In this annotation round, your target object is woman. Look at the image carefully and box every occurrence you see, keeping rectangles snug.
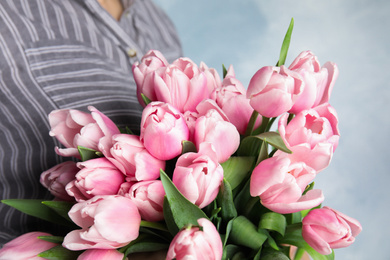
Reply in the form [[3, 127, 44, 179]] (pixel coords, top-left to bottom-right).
[[0, 0, 182, 246]]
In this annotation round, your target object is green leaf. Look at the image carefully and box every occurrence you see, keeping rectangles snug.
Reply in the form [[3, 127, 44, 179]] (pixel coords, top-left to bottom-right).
[[141, 93, 152, 106], [257, 139, 269, 165], [256, 132, 292, 154], [1, 199, 74, 227], [37, 236, 64, 244], [77, 146, 101, 161], [140, 220, 169, 232], [221, 156, 255, 190], [229, 216, 268, 250], [160, 170, 208, 233], [217, 179, 238, 224], [258, 212, 287, 236], [278, 224, 335, 260], [38, 245, 81, 260], [181, 140, 197, 154], [122, 234, 169, 256], [222, 244, 243, 260], [42, 201, 75, 222], [277, 18, 294, 67], [262, 250, 290, 260], [222, 64, 228, 78]]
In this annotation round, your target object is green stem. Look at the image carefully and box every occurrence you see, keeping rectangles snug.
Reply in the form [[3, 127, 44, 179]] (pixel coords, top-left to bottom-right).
[[140, 220, 169, 232], [245, 110, 259, 137], [253, 116, 270, 135]]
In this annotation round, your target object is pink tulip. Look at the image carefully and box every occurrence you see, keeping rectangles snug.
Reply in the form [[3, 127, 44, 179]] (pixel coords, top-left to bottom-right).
[[250, 156, 324, 214], [40, 161, 79, 201], [278, 103, 339, 172], [99, 134, 165, 181], [49, 107, 120, 158], [49, 109, 95, 158], [199, 61, 222, 95], [166, 218, 223, 260], [0, 232, 57, 259], [302, 206, 362, 255], [120, 180, 166, 221], [63, 195, 141, 250], [247, 65, 304, 118], [66, 158, 125, 202], [194, 108, 240, 163], [140, 102, 189, 160], [132, 50, 169, 106], [77, 249, 124, 260], [288, 51, 339, 114], [211, 65, 262, 134], [173, 143, 224, 208], [152, 58, 209, 113]]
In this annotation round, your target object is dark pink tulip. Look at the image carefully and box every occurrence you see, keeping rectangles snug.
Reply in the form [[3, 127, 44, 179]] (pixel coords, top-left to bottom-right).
[[99, 134, 165, 181], [120, 180, 166, 221], [250, 156, 324, 214], [40, 161, 79, 201], [194, 108, 240, 163], [247, 65, 304, 118], [278, 103, 339, 172], [132, 50, 169, 107], [63, 195, 141, 250], [302, 206, 362, 255], [0, 232, 57, 259], [288, 51, 339, 114], [140, 102, 189, 160], [66, 158, 125, 202], [173, 143, 224, 208], [166, 218, 223, 260], [77, 249, 124, 260]]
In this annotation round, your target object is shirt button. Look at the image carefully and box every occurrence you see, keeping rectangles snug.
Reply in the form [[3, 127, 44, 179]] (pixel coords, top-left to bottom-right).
[[127, 48, 137, 58]]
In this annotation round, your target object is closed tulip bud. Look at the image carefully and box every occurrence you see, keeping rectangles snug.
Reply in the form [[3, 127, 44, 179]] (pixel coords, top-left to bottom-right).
[[302, 206, 362, 255], [77, 249, 124, 260]]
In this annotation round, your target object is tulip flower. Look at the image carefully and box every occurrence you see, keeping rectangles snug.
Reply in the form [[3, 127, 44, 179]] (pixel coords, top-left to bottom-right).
[[302, 206, 362, 255], [173, 143, 224, 208], [120, 180, 166, 221], [99, 134, 165, 181], [199, 61, 222, 95], [288, 51, 339, 114], [166, 218, 223, 260], [40, 161, 79, 201], [278, 103, 339, 172], [250, 156, 324, 214], [132, 50, 169, 107], [63, 195, 141, 250], [66, 158, 125, 202], [247, 65, 304, 118], [194, 108, 240, 163], [140, 102, 189, 160], [0, 232, 57, 259], [77, 249, 124, 260]]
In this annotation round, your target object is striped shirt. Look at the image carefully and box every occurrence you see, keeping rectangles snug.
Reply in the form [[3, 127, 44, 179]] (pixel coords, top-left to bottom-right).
[[0, 0, 182, 246]]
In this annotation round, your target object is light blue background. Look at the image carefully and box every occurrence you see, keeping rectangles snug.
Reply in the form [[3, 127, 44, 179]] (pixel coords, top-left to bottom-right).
[[154, 0, 390, 259]]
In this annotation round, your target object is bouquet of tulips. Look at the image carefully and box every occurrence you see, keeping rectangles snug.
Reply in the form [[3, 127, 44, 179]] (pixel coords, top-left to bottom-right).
[[0, 19, 361, 260]]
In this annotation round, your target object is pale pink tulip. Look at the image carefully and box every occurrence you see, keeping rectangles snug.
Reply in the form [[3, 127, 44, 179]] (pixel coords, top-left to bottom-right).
[[152, 58, 209, 113], [66, 158, 125, 202], [99, 134, 165, 181], [194, 108, 240, 163], [247, 65, 304, 118], [40, 161, 79, 201], [211, 65, 262, 134], [199, 61, 222, 95], [63, 195, 141, 250], [49, 107, 120, 158], [140, 102, 189, 160], [173, 143, 224, 208], [166, 218, 223, 260], [250, 156, 324, 214], [120, 180, 165, 221], [288, 51, 339, 114], [278, 103, 339, 172], [77, 249, 124, 260], [302, 206, 362, 255], [132, 50, 169, 106], [0, 232, 57, 259]]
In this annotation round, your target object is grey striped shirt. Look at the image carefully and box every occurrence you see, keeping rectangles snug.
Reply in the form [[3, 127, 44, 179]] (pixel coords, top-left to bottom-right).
[[0, 0, 182, 245]]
